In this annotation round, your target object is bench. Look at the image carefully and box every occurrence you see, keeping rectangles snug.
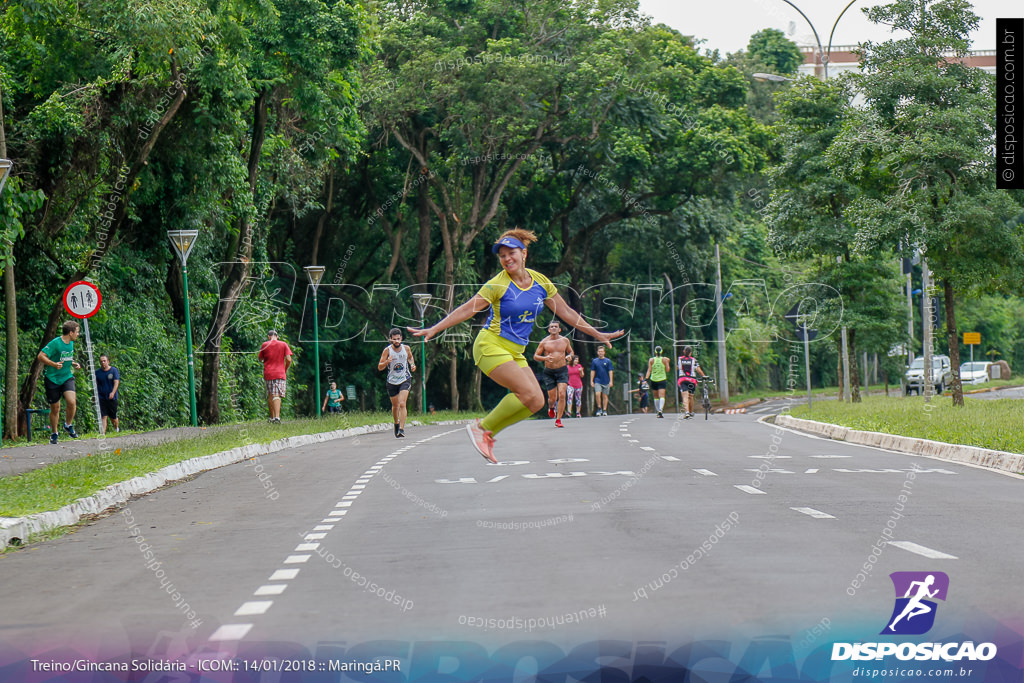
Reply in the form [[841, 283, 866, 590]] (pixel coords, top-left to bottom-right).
[[25, 408, 51, 441]]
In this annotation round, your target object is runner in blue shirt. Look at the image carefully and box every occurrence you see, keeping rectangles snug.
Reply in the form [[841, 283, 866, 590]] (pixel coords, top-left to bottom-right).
[[589, 346, 614, 416]]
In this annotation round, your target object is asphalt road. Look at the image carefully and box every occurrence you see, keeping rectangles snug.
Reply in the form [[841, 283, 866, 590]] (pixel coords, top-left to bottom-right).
[[1, 410, 1022, 678]]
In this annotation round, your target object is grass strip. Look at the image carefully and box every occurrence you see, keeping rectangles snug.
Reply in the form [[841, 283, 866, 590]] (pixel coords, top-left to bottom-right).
[[0, 410, 481, 518], [789, 396, 1024, 455]]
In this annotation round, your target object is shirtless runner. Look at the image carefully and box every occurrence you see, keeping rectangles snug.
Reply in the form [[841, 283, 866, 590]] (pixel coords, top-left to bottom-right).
[[533, 320, 574, 428]]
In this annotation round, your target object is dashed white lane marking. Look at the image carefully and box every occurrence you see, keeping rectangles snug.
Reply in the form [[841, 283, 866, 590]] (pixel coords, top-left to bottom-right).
[[805, 468, 819, 474], [887, 541, 958, 559], [621, 433, 632, 437], [235, 601, 273, 616], [694, 469, 718, 476], [811, 455, 852, 459], [639, 446, 656, 452], [629, 440, 640, 443], [734, 485, 767, 495], [209, 624, 253, 641], [791, 507, 836, 519], [211, 426, 464, 643], [660, 455, 681, 462], [268, 569, 299, 581], [750, 455, 792, 459]]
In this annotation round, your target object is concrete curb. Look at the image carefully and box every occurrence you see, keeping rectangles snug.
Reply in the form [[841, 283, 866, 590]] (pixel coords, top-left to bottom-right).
[[774, 414, 1024, 475], [1, 420, 475, 547]]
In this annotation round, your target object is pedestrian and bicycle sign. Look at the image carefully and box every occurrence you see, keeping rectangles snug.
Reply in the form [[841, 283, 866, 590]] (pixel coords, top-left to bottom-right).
[[63, 281, 102, 319]]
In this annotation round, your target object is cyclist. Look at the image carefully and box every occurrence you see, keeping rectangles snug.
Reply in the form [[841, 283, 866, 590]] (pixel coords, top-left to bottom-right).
[[677, 345, 707, 418]]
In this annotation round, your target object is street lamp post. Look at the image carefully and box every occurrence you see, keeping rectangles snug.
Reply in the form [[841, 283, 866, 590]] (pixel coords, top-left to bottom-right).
[[412, 293, 431, 414], [714, 243, 729, 404], [167, 230, 200, 426], [304, 266, 326, 418], [778, 0, 861, 80], [664, 273, 679, 414], [757, 0, 861, 401]]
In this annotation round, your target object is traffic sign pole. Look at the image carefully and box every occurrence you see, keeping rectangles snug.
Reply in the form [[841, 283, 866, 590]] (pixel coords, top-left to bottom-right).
[[182, 264, 198, 426], [82, 318, 104, 435], [63, 281, 104, 434]]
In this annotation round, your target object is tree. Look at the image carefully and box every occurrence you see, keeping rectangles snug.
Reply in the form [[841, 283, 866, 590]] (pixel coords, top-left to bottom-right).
[[763, 75, 904, 401], [830, 0, 1024, 407], [748, 28, 804, 75]]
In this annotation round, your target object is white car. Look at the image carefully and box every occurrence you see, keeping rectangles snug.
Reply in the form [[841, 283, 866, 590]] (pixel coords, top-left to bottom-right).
[[959, 361, 992, 385], [904, 355, 952, 395]]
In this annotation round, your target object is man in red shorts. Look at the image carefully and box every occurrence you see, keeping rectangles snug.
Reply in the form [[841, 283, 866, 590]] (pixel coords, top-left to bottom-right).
[[258, 329, 293, 423]]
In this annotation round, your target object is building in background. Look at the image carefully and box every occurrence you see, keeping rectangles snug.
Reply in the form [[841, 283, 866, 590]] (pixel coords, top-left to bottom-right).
[[798, 45, 997, 78]]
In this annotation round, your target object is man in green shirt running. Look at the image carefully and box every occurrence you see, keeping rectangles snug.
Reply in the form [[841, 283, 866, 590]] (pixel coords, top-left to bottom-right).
[[37, 321, 83, 444], [322, 381, 345, 414], [644, 345, 671, 418]]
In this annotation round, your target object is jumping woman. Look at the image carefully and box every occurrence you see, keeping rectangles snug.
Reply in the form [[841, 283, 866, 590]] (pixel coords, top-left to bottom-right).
[[409, 229, 623, 462]]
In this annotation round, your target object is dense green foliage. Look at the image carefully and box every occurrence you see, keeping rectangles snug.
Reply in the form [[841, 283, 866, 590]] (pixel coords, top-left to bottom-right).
[[1, 0, 1021, 438]]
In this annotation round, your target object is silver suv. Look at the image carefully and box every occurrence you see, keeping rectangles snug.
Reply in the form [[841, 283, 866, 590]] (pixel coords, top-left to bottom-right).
[[904, 355, 952, 395]]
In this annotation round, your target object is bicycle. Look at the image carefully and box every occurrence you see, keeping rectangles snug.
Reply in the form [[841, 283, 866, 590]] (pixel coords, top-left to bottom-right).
[[698, 377, 715, 420]]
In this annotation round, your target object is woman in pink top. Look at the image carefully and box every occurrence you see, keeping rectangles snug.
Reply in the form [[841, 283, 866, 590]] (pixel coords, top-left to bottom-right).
[[566, 355, 584, 418]]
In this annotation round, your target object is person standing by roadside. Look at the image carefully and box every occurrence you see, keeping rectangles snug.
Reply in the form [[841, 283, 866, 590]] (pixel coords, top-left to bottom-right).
[[96, 354, 121, 433], [590, 345, 614, 416], [645, 345, 671, 418], [630, 373, 651, 414], [533, 320, 574, 428], [257, 329, 292, 423], [322, 381, 345, 414], [566, 355, 584, 418], [38, 321, 82, 444], [378, 328, 416, 438]]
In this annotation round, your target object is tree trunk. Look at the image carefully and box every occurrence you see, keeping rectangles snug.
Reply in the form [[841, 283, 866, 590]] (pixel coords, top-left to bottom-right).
[[1, 85, 18, 440], [3, 262, 17, 440], [416, 180, 431, 285], [198, 89, 271, 424], [310, 169, 334, 266], [470, 365, 483, 412], [449, 346, 459, 411], [944, 280, 964, 406], [849, 329, 861, 402]]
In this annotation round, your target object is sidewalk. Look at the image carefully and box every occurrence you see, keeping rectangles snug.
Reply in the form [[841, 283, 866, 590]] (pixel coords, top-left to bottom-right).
[[0, 425, 238, 478]]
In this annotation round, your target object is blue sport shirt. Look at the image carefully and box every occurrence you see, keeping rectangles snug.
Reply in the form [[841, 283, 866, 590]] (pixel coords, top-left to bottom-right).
[[591, 357, 613, 385]]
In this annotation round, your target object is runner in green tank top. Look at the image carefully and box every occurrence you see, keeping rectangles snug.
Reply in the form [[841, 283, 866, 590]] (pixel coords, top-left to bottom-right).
[[644, 345, 671, 418]]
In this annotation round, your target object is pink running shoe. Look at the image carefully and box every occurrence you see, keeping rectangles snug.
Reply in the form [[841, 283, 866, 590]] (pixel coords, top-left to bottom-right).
[[555, 418, 564, 428], [466, 420, 497, 463]]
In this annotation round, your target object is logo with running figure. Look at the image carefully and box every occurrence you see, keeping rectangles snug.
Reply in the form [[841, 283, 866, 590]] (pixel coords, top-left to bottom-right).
[[881, 572, 949, 635], [516, 311, 535, 324]]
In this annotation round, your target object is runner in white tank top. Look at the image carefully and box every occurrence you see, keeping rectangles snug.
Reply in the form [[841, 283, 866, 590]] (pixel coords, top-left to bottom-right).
[[377, 328, 417, 437]]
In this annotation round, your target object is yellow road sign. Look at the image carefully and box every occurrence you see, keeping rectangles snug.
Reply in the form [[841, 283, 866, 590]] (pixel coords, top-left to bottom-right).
[[963, 332, 981, 345]]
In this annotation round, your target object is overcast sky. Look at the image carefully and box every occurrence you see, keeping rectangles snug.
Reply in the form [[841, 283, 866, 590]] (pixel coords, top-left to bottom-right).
[[636, 0, 1014, 56]]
